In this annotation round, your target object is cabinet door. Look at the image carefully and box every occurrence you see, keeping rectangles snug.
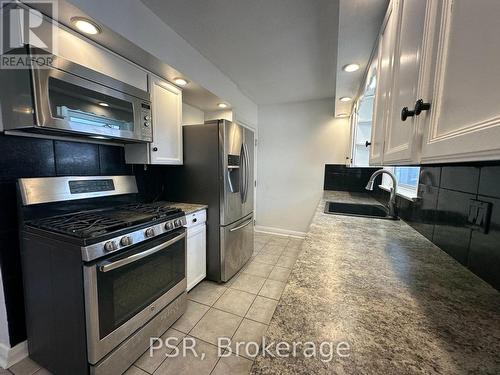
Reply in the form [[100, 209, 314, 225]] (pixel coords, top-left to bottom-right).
[[370, 2, 397, 165], [150, 77, 183, 164], [420, 0, 500, 163], [186, 224, 206, 291], [384, 0, 428, 164]]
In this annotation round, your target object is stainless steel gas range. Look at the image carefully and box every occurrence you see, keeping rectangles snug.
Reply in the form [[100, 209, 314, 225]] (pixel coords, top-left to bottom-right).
[[18, 175, 187, 375]]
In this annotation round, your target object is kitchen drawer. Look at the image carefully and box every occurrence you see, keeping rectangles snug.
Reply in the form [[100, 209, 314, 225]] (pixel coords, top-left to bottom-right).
[[185, 210, 207, 228]]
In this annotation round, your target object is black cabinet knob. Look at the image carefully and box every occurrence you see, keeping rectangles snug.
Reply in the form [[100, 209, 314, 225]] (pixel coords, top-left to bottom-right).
[[414, 99, 431, 115], [152, 147, 158, 152], [365, 141, 371, 147], [401, 107, 415, 121]]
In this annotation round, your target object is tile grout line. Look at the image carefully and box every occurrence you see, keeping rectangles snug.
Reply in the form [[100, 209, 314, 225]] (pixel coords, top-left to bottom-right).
[[201, 234, 292, 374], [143, 234, 296, 374]]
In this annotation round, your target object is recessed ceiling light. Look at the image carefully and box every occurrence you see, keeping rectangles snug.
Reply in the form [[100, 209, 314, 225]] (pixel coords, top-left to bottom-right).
[[337, 113, 349, 118], [174, 78, 188, 86], [217, 103, 228, 109], [343, 63, 360, 73], [71, 17, 101, 35], [98, 102, 109, 107], [339, 96, 352, 102]]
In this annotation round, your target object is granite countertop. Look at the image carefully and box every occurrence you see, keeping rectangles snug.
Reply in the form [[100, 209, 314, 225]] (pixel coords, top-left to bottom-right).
[[252, 191, 500, 374], [167, 202, 207, 215]]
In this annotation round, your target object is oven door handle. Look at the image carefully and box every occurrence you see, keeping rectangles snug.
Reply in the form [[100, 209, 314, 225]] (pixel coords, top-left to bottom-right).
[[98, 232, 186, 273]]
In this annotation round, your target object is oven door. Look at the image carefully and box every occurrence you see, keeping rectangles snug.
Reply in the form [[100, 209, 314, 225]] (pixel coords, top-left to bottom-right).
[[31, 56, 152, 143], [84, 229, 186, 364]]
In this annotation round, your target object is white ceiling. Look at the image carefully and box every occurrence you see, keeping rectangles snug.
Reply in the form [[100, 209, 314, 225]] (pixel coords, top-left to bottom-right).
[[141, 0, 339, 105], [335, 0, 389, 116]]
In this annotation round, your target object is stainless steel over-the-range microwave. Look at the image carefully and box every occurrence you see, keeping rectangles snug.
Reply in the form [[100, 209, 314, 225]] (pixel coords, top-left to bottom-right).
[[0, 48, 152, 143]]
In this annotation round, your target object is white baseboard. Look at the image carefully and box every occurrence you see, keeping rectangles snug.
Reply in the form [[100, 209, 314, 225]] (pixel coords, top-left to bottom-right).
[[0, 340, 28, 369], [254, 225, 306, 239]]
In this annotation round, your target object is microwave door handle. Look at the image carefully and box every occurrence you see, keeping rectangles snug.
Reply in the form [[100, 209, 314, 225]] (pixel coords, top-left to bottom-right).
[[98, 232, 186, 273], [230, 218, 253, 232]]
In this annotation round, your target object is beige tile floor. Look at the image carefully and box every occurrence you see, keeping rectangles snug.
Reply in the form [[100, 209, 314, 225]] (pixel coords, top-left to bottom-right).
[[5, 232, 303, 375]]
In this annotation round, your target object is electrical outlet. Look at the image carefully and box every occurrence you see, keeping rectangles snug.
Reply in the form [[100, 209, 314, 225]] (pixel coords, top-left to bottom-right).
[[467, 199, 492, 234]]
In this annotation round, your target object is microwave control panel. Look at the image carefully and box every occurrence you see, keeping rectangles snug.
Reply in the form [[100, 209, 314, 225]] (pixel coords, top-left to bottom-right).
[[140, 102, 153, 141]]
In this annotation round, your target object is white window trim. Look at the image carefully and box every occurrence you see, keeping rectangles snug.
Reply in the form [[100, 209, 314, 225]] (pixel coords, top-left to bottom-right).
[[380, 167, 419, 201]]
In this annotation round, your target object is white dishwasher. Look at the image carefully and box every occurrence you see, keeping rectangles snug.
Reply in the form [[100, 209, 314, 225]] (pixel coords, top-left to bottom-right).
[[185, 209, 207, 291]]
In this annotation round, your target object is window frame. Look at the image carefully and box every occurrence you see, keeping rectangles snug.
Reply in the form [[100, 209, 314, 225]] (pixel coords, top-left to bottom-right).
[[380, 166, 420, 201]]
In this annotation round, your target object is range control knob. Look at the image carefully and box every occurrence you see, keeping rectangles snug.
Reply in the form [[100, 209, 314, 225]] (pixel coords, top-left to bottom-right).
[[165, 222, 173, 230], [144, 121, 150, 127], [144, 115, 151, 121], [120, 236, 132, 246], [145, 228, 155, 238], [104, 241, 117, 252], [175, 219, 182, 227]]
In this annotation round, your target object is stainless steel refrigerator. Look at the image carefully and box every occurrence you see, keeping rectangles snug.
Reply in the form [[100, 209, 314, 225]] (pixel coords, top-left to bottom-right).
[[166, 120, 254, 282]]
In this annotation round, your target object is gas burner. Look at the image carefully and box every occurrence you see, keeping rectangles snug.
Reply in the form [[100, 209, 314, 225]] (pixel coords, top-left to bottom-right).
[[118, 203, 183, 220], [28, 202, 184, 239]]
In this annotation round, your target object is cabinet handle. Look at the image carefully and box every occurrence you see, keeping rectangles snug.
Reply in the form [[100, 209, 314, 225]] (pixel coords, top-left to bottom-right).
[[401, 107, 415, 121], [152, 147, 158, 152], [365, 141, 371, 147], [414, 99, 431, 115]]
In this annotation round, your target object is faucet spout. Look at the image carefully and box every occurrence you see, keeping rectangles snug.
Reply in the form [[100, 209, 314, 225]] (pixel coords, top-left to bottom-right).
[[365, 169, 398, 218]]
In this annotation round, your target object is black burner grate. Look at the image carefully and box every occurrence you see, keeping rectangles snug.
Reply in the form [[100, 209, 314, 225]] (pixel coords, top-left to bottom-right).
[[29, 202, 184, 239]]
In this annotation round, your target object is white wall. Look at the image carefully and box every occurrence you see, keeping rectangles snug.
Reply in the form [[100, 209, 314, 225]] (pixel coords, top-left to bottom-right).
[[256, 98, 350, 235], [182, 103, 205, 125]]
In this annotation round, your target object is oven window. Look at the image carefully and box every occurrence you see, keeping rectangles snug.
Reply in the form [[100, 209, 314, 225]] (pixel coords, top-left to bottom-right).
[[48, 77, 135, 133], [96, 233, 185, 338]]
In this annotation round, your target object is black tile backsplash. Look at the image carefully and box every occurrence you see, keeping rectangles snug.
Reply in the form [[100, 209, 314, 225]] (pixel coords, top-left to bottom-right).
[[0, 133, 134, 347], [400, 184, 438, 241], [0, 135, 55, 181], [99, 145, 133, 176], [478, 166, 500, 198], [433, 189, 474, 265], [324, 164, 381, 192], [0, 183, 18, 231], [440, 166, 480, 194], [364, 163, 500, 291], [54, 141, 100, 176], [469, 195, 500, 290], [418, 166, 441, 187]]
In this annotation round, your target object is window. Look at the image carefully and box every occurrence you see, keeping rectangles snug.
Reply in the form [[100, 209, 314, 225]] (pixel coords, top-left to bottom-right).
[[381, 166, 420, 200], [350, 62, 377, 167]]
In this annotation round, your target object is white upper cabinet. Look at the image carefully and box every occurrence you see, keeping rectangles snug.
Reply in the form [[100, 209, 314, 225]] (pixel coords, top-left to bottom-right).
[[383, 0, 428, 164], [370, 1, 397, 165], [150, 77, 183, 164], [369, 0, 500, 165], [125, 77, 183, 165], [419, 0, 500, 163]]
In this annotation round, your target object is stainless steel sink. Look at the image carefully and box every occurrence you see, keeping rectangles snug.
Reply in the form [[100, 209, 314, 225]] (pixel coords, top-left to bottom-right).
[[324, 201, 398, 220]]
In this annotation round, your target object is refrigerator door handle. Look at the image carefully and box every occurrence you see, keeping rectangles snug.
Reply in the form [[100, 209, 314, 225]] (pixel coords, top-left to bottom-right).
[[243, 143, 250, 203], [227, 169, 236, 193], [239, 144, 245, 202], [229, 218, 253, 232]]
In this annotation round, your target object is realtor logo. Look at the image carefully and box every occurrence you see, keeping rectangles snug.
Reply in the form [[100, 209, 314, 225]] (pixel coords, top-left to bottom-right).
[[1, 0, 57, 68]]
